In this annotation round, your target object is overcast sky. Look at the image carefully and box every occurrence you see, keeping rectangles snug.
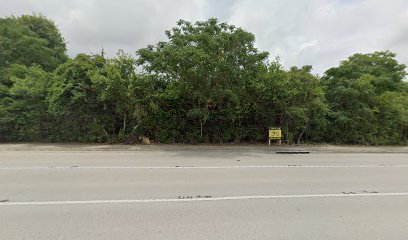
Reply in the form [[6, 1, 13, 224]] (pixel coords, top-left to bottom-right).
[[1, 0, 407, 74]]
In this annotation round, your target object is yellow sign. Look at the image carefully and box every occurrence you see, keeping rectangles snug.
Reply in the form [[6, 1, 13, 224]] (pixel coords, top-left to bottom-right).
[[269, 128, 282, 140]]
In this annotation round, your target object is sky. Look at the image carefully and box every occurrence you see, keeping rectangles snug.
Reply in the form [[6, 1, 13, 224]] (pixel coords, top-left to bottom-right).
[[1, 0, 407, 74]]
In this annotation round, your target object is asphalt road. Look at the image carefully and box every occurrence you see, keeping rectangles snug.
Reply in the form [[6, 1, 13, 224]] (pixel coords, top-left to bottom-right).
[[1, 147, 408, 239]]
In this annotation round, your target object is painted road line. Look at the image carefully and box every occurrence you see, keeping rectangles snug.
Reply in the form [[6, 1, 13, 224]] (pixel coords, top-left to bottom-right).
[[1, 165, 408, 170], [1, 192, 408, 206]]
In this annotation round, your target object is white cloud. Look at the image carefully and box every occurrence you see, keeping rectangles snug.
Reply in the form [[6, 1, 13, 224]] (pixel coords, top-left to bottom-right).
[[227, 0, 408, 73], [1, 0, 407, 74], [297, 40, 319, 54]]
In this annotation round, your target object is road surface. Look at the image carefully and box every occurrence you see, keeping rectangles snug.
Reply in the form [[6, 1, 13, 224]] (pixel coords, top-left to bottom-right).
[[1, 146, 408, 239]]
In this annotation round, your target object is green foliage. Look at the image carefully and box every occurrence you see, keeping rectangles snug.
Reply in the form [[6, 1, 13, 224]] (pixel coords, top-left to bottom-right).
[[323, 51, 407, 144], [47, 51, 159, 142], [253, 63, 328, 143], [48, 53, 112, 142], [0, 14, 67, 141], [0, 65, 52, 141], [0, 14, 67, 72], [0, 15, 407, 145], [375, 91, 408, 144], [137, 18, 269, 143]]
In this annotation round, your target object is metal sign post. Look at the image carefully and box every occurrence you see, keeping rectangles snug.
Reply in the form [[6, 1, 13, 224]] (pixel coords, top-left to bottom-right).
[[269, 127, 282, 146]]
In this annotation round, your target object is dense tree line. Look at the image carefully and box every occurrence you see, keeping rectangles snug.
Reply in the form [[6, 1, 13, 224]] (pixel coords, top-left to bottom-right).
[[1, 15, 407, 144]]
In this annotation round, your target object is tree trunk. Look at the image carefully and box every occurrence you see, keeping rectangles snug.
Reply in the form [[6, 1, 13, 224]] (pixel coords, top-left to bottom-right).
[[123, 111, 127, 134], [297, 128, 306, 144], [200, 121, 203, 139]]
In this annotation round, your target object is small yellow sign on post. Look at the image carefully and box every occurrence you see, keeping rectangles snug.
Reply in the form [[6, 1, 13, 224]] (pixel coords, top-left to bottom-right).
[[269, 127, 282, 145], [269, 129, 282, 139]]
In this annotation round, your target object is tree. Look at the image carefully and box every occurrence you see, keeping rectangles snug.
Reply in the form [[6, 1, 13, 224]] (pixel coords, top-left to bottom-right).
[[0, 14, 68, 141], [254, 62, 328, 143], [90, 50, 137, 140], [48, 54, 110, 142], [0, 65, 52, 141], [137, 18, 268, 143], [90, 50, 158, 141], [1, 14, 407, 145], [323, 51, 407, 144], [48, 51, 157, 142], [0, 14, 67, 72], [376, 91, 408, 144], [325, 51, 406, 93]]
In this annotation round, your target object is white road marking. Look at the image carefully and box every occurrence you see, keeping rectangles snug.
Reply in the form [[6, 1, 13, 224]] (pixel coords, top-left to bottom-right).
[[1, 192, 408, 206], [0, 165, 408, 170]]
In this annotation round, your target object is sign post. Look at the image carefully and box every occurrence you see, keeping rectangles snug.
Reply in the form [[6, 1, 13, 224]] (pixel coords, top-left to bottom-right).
[[269, 127, 282, 146]]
